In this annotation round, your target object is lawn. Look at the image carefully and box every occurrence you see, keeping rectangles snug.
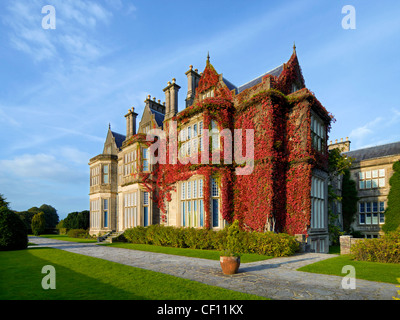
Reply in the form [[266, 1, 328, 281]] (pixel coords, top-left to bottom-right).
[[0, 248, 266, 300], [297, 254, 400, 284], [102, 242, 273, 263], [38, 234, 97, 243]]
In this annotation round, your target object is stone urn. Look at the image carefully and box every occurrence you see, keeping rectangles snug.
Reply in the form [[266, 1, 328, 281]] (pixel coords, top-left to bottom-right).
[[220, 256, 240, 275]]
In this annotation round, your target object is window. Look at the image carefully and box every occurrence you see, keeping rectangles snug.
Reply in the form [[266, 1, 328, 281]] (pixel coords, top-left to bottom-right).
[[124, 192, 137, 229], [103, 199, 109, 228], [310, 114, 325, 153], [143, 191, 149, 226], [181, 178, 204, 228], [311, 176, 325, 229], [211, 177, 220, 228], [90, 166, 100, 186], [124, 150, 136, 176], [210, 120, 220, 151], [142, 148, 149, 172], [90, 199, 100, 228], [179, 120, 203, 158], [358, 169, 385, 189], [103, 164, 109, 184], [359, 201, 385, 225]]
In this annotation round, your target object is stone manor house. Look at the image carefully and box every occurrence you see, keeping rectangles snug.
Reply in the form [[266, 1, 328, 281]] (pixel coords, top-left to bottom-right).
[[89, 47, 333, 253], [329, 138, 400, 238]]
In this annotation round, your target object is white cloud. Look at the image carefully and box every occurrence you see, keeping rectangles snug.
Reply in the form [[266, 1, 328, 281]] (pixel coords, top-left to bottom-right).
[[0, 153, 86, 184], [349, 117, 383, 141]]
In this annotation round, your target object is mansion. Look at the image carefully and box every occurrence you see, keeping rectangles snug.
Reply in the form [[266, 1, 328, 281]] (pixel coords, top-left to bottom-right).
[[89, 47, 333, 253]]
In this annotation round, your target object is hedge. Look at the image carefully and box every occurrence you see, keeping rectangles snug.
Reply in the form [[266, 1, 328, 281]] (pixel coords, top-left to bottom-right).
[[351, 228, 400, 263], [123, 225, 299, 257]]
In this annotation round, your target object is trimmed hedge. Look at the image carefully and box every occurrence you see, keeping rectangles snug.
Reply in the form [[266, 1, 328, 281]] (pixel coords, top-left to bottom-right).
[[67, 229, 90, 239], [123, 225, 299, 257], [351, 228, 400, 264]]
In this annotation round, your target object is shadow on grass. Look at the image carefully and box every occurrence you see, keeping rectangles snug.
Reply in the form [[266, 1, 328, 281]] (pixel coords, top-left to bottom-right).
[[0, 248, 148, 300]]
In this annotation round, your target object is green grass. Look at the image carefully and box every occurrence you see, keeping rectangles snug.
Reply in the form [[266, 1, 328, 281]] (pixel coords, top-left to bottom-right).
[[0, 248, 266, 300], [38, 234, 97, 243], [102, 242, 273, 263], [297, 254, 400, 284]]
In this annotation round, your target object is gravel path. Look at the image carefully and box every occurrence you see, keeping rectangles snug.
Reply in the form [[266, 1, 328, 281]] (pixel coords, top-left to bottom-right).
[[28, 236, 398, 300]]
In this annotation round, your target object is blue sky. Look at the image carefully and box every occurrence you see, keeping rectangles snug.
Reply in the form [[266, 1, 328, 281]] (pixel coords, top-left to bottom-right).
[[1, 0, 400, 219]]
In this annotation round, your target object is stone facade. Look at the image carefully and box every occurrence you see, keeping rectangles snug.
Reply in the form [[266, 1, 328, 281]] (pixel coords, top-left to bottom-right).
[[330, 139, 400, 238], [88, 49, 333, 252]]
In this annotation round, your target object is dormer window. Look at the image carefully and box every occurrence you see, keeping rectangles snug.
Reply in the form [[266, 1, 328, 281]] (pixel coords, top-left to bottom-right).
[[201, 89, 214, 100]]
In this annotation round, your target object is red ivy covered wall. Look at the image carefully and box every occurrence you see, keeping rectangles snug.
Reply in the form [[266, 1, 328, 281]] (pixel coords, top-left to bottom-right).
[[137, 50, 332, 236]]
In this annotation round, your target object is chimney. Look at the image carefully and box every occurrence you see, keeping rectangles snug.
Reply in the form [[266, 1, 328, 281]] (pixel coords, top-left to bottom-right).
[[328, 137, 351, 153], [185, 65, 201, 108], [163, 78, 181, 119], [125, 107, 138, 139]]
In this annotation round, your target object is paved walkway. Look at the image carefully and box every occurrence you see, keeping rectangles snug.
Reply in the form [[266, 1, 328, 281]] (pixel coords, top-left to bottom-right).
[[28, 236, 398, 300]]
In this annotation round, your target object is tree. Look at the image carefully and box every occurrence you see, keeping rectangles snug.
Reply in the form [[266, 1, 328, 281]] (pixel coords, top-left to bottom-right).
[[63, 210, 90, 230], [0, 194, 10, 209], [0, 206, 28, 251], [327, 148, 356, 241], [28, 204, 59, 229], [31, 212, 46, 236], [341, 169, 359, 233], [382, 161, 400, 233]]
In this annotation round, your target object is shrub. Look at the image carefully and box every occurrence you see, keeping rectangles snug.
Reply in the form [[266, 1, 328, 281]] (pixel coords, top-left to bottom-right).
[[0, 207, 28, 251], [351, 228, 400, 264], [67, 229, 89, 239], [122, 224, 298, 257], [31, 212, 46, 236]]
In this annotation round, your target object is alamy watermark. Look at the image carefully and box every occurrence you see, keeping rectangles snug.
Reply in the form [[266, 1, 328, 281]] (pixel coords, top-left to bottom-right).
[[342, 5, 356, 30], [41, 265, 56, 290], [42, 5, 56, 30], [145, 121, 255, 175], [341, 265, 356, 290]]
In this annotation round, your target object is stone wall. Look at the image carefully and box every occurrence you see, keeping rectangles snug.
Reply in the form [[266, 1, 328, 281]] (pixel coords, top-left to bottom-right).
[[339, 235, 363, 254]]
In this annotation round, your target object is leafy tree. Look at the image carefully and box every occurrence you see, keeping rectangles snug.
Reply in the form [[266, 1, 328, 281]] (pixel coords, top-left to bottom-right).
[[0, 194, 10, 209], [63, 210, 90, 230], [327, 148, 356, 241], [382, 161, 400, 233], [0, 206, 28, 251], [31, 212, 46, 236], [15, 211, 35, 231], [341, 169, 359, 233], [28, 204, 59, 229]]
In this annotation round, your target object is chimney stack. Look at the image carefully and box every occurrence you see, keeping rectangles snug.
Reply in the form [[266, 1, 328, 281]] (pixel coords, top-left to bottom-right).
[[163, 78, 181, 120], [185, 65, 201, 108], [125, 107, 138, 139]]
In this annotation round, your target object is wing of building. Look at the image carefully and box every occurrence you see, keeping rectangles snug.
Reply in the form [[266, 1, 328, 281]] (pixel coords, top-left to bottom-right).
[[332, 140, 400, 238], [89, 47, 333, 253]]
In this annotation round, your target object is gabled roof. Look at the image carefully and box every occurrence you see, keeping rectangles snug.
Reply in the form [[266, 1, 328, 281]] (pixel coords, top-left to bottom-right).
[[344, 141, 400, 161], [111, 131, 126, 149], [149, 107, 165, 128], [236, 64, 284, 94]]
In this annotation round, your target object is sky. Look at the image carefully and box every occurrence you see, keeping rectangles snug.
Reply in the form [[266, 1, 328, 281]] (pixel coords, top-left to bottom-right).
[[1, 0, 400, 220]]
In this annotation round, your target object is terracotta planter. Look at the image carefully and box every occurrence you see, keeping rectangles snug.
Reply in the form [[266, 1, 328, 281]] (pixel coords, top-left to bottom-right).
[[220, 256, 240, 275]]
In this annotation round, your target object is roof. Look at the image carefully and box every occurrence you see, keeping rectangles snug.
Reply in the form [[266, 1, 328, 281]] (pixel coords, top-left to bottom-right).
[[236, 64, 284, 94], [111, 131, 126, 149], [149, 108, 165, 128], [344, 141, 400, 161]]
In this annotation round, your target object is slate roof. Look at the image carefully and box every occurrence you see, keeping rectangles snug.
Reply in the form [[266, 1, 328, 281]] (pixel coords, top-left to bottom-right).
[[150, 108, 165, 128], [111, 131, 126, 149], [236, 64, 284, 94], [343, 141, 400, 161]]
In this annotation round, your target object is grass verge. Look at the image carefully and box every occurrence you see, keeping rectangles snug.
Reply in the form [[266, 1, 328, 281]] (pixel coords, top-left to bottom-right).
[[38, 234, 97, 243], [0, 248, 266, 300], [297, 254, 400, 284], [102, 242, 273, 263]]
